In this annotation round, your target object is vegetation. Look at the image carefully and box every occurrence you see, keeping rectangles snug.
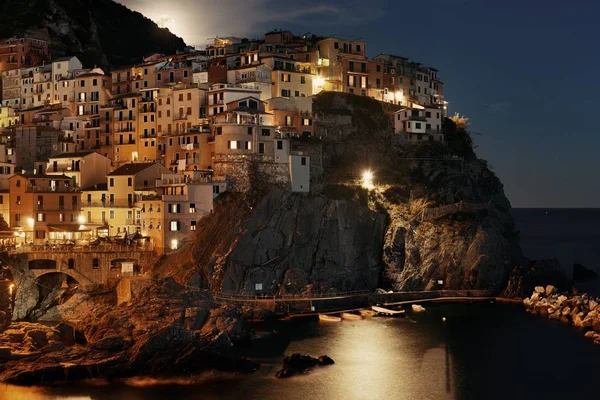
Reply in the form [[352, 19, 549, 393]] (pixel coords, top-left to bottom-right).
[[442, 116, 476, 160], [0, 0, 186, 68]]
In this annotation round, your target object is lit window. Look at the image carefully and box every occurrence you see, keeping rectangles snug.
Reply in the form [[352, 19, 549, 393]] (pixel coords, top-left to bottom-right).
[[170, 221, 180, 231], [191, 221, 197, 231], [189, 203, 196, 213], [37, 213, 44, 222], [171, 239, 178, 250]]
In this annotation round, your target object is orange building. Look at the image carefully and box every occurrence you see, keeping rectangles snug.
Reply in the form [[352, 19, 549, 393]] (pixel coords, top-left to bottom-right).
[[0, 37, 50, 74], [9, 173, 83, 244]]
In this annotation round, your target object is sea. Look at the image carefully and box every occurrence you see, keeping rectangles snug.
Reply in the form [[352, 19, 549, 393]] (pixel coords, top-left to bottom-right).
[[2, 208, 599, 400]]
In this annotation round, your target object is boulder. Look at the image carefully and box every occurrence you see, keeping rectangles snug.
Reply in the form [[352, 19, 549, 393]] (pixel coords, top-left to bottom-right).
[[531, 293, 540, 302], [573, 263, 598, 282], [535, 286, 545, 294], [585, 331, 595, 338], [275, 353, 335, 378], [25, 329, 49, 349], [562, 306, 571, 316], [4, 329, 26, 342], [92, 335, 130, 352], [55, 322, 87, 346], [545, 285, 557, 296], [589, 300, 598, 311]]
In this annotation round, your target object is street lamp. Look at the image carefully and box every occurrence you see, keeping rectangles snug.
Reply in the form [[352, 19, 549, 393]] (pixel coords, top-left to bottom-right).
[[362, 170, 374, 190]]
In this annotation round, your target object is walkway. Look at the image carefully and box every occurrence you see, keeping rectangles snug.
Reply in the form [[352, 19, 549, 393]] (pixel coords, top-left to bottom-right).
[[215, 289, 511, 316]]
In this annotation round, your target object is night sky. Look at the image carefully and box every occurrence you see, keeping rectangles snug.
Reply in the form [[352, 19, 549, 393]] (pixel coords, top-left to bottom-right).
[[119, 0, 599, 208]]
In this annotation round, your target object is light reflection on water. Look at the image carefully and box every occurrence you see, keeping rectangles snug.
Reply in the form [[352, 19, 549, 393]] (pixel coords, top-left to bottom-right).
[[3, 303, 600, 400]]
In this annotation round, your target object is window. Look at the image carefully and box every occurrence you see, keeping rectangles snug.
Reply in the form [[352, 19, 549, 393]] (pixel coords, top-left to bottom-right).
[[247, 127, 253, 135], [110, 210, 115, 219], [191, 221, 197, 231], [189, 203, 196, 213], [92, 258, 99, 269], [277, 141, 283, 150], [281, 73, 291, 82], [245, 141, 251, 150], [416, 123, 422, 129], [357, 44, 362, 52], [259, 143, 265, 154], [300, 76, 306, 84], [294, 90, 300, 97], [334, 42, 339, 49], [213, 185, 220, 194], [170, 221, 180, 231], [109, 178, 114, 187], [261, 129, 270, 136], [35, 230, 46, 240], [426, 111, 431, 118], [68, 259, 75, 269], [37, 213, 45, 222], [127, 177, 132, 186], [301, 157, 307, 166], [281, 89, 290, 97], [376, 65, 381, 72], [302, 118, 312, 126]]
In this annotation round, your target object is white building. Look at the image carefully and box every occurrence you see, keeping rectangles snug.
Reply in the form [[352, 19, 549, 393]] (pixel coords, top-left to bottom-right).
[[394, 104, 443, 143]]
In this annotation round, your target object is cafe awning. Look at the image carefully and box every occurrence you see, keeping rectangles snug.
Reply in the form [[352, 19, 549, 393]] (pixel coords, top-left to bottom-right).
[[48, 224, 92, 233]]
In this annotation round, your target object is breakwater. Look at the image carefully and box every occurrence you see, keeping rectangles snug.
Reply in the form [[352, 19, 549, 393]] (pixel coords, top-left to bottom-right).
[[524, 285, 600, 343]]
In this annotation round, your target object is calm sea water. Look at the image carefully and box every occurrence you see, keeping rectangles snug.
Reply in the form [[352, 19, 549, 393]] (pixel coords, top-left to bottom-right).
[[2, 209, 599, 400], [513, 208, 600, 294]]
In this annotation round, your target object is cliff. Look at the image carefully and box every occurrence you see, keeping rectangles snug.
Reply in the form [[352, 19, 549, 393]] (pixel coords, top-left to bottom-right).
[[0, 0, 186, 68], [157, 93, 523, 295]]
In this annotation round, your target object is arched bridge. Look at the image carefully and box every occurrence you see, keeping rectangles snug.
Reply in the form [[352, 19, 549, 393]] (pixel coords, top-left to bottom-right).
[[8, 244, 157, 286]]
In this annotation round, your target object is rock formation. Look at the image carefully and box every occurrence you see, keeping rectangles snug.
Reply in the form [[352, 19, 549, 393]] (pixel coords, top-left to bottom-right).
[[0, 279, 258, 385], [275, 353, 334, 378], [524, 285, 600, 343], [573, 263, 599, 282]]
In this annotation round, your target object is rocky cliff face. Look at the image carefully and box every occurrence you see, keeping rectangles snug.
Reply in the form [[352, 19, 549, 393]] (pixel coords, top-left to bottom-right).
[[0, 0, 186, 68], [157, 188, 387, 295], [219, 189, 387, 295]]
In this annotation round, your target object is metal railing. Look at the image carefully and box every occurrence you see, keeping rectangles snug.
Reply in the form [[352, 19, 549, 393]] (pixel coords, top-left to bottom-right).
[[8, 243, 154, 254]]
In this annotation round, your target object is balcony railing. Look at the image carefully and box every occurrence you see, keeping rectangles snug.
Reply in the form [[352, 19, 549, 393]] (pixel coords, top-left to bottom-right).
[[125, 219, 141, 226], [84, 201, 134, 208], [180, 143, 200, 150], [27, 185, 79, 193]]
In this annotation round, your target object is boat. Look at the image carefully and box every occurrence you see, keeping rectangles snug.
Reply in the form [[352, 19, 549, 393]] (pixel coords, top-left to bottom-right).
[[411, 304, 426, 312], [319, 314, 342, 322], [341, 312, 363, 321], [371, 306, 406, 316], [359, 309, 376, 318]]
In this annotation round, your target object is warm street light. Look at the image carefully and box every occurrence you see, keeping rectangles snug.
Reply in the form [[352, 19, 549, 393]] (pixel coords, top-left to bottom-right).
[[362, 170, 374, 190], [78, 215, 86, 224], [27, 218, 34, 228]]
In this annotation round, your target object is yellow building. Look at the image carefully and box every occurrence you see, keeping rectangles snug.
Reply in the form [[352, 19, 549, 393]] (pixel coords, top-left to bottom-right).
[[0, 106, 18, 128], [81, 162, 170, 238]]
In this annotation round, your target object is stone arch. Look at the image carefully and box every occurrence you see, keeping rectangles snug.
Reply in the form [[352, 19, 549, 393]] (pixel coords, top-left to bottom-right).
[[35, 270, 80, 284]]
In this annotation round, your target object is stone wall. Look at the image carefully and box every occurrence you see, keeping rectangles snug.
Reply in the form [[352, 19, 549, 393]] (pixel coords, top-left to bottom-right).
[[213, 156, 291, 192]]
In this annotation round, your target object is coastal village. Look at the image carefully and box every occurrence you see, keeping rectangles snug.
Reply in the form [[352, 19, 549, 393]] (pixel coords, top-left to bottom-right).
[[0, 30, 448, 257]]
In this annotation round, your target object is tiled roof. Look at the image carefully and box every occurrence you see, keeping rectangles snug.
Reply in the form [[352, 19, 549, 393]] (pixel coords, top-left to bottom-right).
[[107, 162, 157, 176]]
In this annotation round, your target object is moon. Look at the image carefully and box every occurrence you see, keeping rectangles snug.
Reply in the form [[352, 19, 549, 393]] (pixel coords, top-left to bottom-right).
[[156, 15, 175, 31]]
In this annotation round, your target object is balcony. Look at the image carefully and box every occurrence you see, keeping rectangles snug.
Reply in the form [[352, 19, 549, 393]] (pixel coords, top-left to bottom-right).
[[140, 104, 156, 113], [115, 127, 136, 133], [84, 201, 134, 208], [116, 140, 136, 145], [26, 185, 79, 193], [125, 219, 141, 226], [180, 143, 200, 150], [174, 114, 188, 121]]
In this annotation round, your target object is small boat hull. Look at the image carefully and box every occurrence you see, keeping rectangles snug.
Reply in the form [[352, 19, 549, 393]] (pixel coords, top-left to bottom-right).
[[319, 314, 342, 322], [341, 312, 363, 321], [359, 309, 376, 318], [411, 304, 426, 312], [372, 306, 405, 316]]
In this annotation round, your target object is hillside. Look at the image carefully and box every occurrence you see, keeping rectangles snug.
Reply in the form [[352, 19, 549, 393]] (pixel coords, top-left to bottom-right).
[[156, 92, 524, 295], [0, 0, 186, 68]]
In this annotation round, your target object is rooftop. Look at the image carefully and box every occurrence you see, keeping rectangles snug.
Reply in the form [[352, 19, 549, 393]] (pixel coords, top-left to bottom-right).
[[107, 162, 157, 176], [48, 151, 98, 159]]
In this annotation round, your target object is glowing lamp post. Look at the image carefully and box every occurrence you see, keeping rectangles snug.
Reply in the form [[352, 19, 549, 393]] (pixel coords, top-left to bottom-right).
[[362, 170, 374, 190]]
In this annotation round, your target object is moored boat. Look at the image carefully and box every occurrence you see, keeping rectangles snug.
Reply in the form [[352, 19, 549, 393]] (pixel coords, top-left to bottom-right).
[[341, 312, 363, 321], [359, 309, 376, 318], [411, 304, 426, 312], [319, 314, 342, 322], [371, 306, 405, 316]]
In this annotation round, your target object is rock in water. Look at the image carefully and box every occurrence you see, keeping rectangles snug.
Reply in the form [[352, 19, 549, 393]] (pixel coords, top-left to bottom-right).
[[573, 263, 599, 282], [275, 353, 335, 378]]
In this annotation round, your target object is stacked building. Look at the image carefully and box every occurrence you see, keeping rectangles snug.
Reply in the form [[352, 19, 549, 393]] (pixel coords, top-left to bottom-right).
[[0, 30, 448, 254]]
